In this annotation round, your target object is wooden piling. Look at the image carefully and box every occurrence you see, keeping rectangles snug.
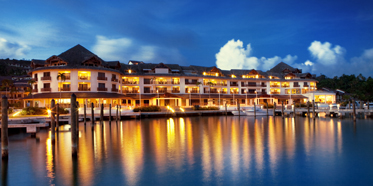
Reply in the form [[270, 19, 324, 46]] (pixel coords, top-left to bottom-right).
[[353, 100, 356, 121], [51, 99, 56, 144], [237, 99, 240, 116], [91, 103, 94, 125], [307, 101, 310, 118], [360, 101, 363, 109], [266, 102, 268, 116], [225, 103, 227, 116], [109, 103, 112, 123], [254, 102, 256, 117], [273, 102, 276, 116], [312, 100, 315, 118], [119, 105, 121, 121], [56, 103, 60, 131], [368, 101, 370, 110], [76, 101, 79, 134], [293, 103, 295, 118], [70, 94, 77, 157], [84, 104, 86, 126], [100, 103, 104, 125], [281, 101, 284, 118], [1, 96, 9, 159], [116, 104, 119, 123]]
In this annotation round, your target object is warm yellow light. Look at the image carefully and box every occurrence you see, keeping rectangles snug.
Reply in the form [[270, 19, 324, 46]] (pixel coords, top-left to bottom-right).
[[256, 75, 259, 78], [215, 73, 218, 76], [180, 108, 185, 112], [242, 75, 246, 78], [203, 72, 206, 75], [12, 111, 21, 117], [128, 70, 132, 73], [47, 109, 51, 115]]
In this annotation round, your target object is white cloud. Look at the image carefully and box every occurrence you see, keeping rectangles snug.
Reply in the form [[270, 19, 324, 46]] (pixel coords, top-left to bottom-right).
[[308, 41, 345, 65], [92, 35, 132, 60], [349, 48, 373, 76], [304, 60, 314, 66], [215, 39, 297, 71], [131, 46, 156, 61], [0, 38, 30, 58]]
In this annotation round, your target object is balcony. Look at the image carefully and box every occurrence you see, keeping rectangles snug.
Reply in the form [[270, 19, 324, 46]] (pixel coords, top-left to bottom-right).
[[97, 77, 107, 81], [32, 89, 38, 92], [171, 90, 180, 93], [204, 90, 219, 94], [41, 76, 51, 81], [270, 92, 280, 94], [185, 81, 197, 85], [293, 84, 300, 87], [111, 88, 118, 92], [97, 87, 107, 91], [123, 90, 139, 93], [31, 78, 38, 82], [78, 87, 91, 91], [41, 88, 51, 92], [270, 85, 280, 87], [58, 87, 71, 91], [78, 76, 90, 80], [230, 83, 239, 87], [122, 81, 138, 84], [58, 76, 70, 80], [282, 85, 290, 88], [111, 78, 118, 82]]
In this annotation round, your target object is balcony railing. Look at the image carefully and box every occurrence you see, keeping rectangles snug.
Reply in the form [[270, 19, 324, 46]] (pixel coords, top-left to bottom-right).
[[204, 90, 220, 94], [230, 83, 239, 86], [153, 81, 180, 85], [282, 85, 290, 88], [41, 88, 51, 92], [270, 92, 280, 94], [293, 84, 300, 87], [185, 82, 197, 85], [78, 76, 90, 80], [78, 87, 91, 91], [97, 77, 107, 81], [58, 87, 71, 91], [171, 90, 180, 93], [111, 88, 118, 92], [41, 76, 51, 81], [186, 90, 199, 93], [122, 81, 138, 84], [270, 85, 280, 87], [31, 78, 37, 82], [58, 76, 70, 80], [32, 89, 38, 92], [97, 87, 107, 91], [111, 78, 118, 82], [123, 90, 139, 93]]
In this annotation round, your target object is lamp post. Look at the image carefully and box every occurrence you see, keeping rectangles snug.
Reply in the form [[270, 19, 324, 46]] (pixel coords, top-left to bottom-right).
[[255, 90, 258, 105]]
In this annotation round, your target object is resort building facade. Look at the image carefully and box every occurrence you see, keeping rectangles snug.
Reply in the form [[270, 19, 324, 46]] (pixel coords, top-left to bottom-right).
[[24, 44, 335, 108]]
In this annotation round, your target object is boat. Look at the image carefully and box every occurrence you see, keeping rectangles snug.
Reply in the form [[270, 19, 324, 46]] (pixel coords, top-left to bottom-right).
[[231, 106, 273, 116]]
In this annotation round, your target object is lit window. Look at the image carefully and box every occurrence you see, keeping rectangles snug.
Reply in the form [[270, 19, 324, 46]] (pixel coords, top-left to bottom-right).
[[128, 70, 132, 74], [203, 72, 206, 75], [215, 73, 218, 77]]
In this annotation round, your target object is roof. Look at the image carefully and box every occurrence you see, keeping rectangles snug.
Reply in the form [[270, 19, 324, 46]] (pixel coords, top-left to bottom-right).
[[23, 92, 130, 99], [268, 62, 296, 73], [57, 44, 106, 67]]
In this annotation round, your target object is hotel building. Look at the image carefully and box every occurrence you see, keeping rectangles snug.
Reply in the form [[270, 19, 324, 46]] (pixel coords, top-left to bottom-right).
[[24, 44, 335, 108]]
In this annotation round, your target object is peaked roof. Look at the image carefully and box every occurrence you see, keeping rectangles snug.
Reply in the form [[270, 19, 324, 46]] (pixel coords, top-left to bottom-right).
[[268, 62, 295, 73], [56, 44, 105, 66]]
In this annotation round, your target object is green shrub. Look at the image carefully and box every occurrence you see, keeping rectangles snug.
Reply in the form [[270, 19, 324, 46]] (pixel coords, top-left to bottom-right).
[[9, 101, 22, 109], [133, 106, 161, 112], [8, 108, 13, 114], [294, 103, 307, 107], [58, 107, 69, 114], [21, 107, 47, 115], [193, 106, 219, 110]]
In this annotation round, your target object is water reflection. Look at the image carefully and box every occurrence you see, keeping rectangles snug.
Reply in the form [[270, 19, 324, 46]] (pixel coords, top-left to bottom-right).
[[4, 116, 364, 185]]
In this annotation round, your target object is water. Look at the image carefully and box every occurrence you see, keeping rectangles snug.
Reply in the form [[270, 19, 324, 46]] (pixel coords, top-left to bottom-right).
[[2, 116, 373, 186]]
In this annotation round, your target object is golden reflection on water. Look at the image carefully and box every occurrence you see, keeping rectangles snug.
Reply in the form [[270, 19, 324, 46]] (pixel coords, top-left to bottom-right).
[[39, 117, 345, 185]]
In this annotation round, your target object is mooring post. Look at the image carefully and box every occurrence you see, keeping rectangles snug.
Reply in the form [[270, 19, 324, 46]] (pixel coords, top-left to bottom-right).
[[76, 101, 79, 135], [56, 103, 60, 131], [225, 103, 227, 116], [119, 105, 122, 121], [266, 102, 269, 116], [360, 101, 363, 109], [91, 102, 94, 130], [109, 103, 112, 123], [281, 101, 284, 118], [71, 94, 77, 157], [353, 100, 356, 121], [84, 104, 86, 126], [100, 103, 104, 125], [307, 101, 310, 118], [237, 99, 240, 116], [293, 103, 296, 118], [1, 96, 9, 159], [254, 102, 256, 117], [116, 104, 119, 124], [312, 100, 316, 118], [368, 100, 370, 110], [51, 99, 56, 144], [273, 102, 276, 116]]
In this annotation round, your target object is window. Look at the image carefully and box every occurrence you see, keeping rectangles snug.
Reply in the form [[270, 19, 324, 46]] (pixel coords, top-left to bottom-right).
[[98, 72, 105, 77], [98, 83, 105, 88], [112, 84, 116, 89], [112, 74, 116, 79], [34, 74, 38, 79], [144, 79, 151, 84], [63, 84, 70, 88], [44, 83, 50, 88], [144, 87, 150, 93], [43, 72, 50, 77]]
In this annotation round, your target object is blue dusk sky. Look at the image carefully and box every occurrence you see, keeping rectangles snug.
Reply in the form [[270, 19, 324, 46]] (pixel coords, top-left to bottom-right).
[[0, 0, 373, 77]]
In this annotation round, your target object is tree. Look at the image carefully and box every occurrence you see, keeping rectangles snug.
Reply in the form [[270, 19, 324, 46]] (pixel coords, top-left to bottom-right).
[[196, 81, 203, 105], [1, 79, 13, 98], [57, 73, 66, 103], [27, 79, 36, 107], [206, 81, 215, 104]]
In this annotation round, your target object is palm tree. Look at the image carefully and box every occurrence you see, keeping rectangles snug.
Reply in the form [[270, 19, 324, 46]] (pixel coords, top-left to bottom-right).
[[27, 79, 36, 107], [1, 79, 13, 98], [206, 81, 215, 105], [196, 81, 203, 105], [57, 73, 66, 104]]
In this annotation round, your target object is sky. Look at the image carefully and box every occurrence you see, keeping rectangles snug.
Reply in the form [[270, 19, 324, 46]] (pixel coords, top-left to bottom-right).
[[0, 0, 373, 77]]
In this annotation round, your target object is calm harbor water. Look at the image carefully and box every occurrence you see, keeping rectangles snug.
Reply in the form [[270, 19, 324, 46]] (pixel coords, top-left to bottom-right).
[[1, 116, 373, 186]]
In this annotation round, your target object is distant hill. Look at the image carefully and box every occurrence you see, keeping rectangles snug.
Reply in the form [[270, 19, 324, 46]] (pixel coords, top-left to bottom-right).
[[0, 58, 31, 76]]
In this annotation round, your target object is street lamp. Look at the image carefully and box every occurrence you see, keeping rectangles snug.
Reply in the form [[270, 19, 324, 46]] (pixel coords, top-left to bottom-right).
[[255, 90, 258, 105]]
